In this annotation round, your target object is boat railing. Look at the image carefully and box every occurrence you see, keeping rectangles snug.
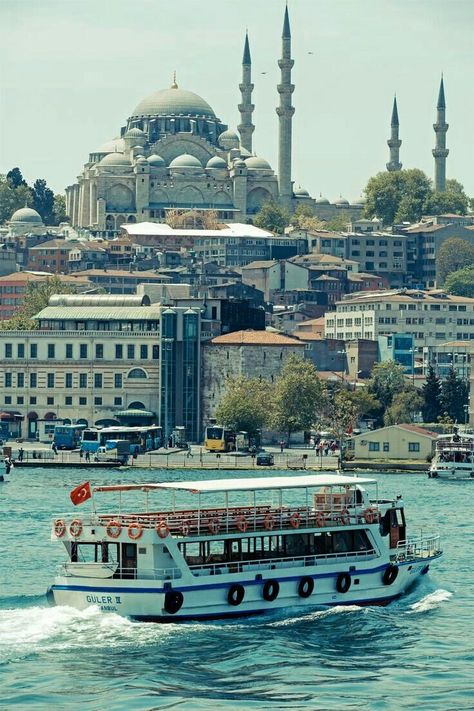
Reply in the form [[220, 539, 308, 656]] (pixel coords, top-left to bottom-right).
[[435, 439, 474, 451], [59, 562, 182, 581], [393, 534, 441, 562], [93, 502, 378, 538], [188, 547, 378, 577]]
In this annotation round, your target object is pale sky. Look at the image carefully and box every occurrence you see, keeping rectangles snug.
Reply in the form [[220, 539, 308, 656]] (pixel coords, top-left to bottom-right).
[[0, 0, 473, 201]]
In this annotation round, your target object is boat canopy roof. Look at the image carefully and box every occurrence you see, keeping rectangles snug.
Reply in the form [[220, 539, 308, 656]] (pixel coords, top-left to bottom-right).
[[94, 474, 375, 495]]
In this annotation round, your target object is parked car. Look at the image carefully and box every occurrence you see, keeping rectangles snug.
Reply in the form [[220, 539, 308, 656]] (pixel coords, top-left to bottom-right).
[[256, 453, 274, 466]]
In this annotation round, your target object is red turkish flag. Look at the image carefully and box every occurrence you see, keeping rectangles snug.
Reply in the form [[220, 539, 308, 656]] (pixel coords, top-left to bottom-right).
[[70, 481, 92, 506]]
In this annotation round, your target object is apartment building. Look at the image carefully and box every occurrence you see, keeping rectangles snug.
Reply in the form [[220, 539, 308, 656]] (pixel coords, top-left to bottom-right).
[[325, 289, 474, 353], [0, 272, 91, 320]]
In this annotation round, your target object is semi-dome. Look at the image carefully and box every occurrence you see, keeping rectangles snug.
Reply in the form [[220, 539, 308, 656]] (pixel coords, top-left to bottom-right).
[[131, 86, 215, 119], [96, 137, 125, 154], [315, 195, 330, 205], [294, 186, 310, 197], [233, 158, 247, 168], [245, 156, 272, 170], [206, 156, 227, 169], [125, 127, 146, 139], [147, 154, 166, 167], [334, 196, 350, 205], [98, 152, 131, 167], [218, 129, 239, 149], [136, 156, 148, 165], [169, 153, 202, 169], [10, 207, 43, 224], [239, 147, 251, 158]]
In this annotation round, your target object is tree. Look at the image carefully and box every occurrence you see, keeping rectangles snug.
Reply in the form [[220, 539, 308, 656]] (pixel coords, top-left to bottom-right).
[[444, 266, 474, 297], [6, 167, 27, 189], [0, 175, 33, 225], [323, 211, 351, 232], [440, 367, 469, 423], [348, 388, 382, 421], [368, 361, 406, 409], [422, 365, 442, 423], [423, 179, 469, 216], [292, 203, 326, 231], [0, 275, 76, 331], [363, 169, 432, 225], [53, 194, 68, 225], [437, 237, 474, 284], [270, 354, 324, 443], [254, 201, 290, 233], [215, 376, 270, 436], [384, 387, 423, 425], [32, 178, 55, 225]]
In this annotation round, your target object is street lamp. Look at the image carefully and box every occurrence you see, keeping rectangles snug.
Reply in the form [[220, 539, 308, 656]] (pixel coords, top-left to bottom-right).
[[464, 403, 469, 426]]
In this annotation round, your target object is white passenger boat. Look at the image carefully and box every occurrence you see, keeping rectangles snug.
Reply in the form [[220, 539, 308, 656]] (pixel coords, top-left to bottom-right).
[[429, 431, 474, 480], [47, 474, 442, 621]]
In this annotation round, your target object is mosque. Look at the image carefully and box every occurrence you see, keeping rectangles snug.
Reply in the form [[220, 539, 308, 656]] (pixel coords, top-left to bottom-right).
[[65, 6, 450, 234]]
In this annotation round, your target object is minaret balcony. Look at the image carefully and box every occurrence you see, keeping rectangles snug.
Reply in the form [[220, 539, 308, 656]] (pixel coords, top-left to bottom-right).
[[432, 148, 449, 158], [278, 59, 295, 70], [239, 83, 254, 93], [277, 84, 295, 94], [238, 103, 255, 112], [433, 122, 449, 131], [276, 106, 295, 117], [387, 139, 402, 149]]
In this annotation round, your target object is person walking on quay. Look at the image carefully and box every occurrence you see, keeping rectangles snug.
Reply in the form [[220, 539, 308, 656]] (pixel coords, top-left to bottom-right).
[[52, 442, 58, 455], [4, 456, 13, 475], [186, 443, 193, 458], [85, 450, 90, 463], [18, 447, 24, 462], [280, 441, 285, 453]]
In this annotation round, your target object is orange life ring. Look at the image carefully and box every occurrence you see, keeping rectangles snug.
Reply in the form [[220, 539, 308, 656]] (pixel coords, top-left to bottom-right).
[[180, 520, 191, 536], [128, 522, 143, 540], [156, 520, 170, 538], [208, 517, 221, 535], [340, 508, 350, 525], [364, 508, 378, 524], [235, 515, 248, 533], [106, 520, 122, 539], [69, 519, 83, 538], [289, 512, 301, 529], [264, 514, 275, 531], [315, 511, 326, 528], [54, 519, 66, 538]]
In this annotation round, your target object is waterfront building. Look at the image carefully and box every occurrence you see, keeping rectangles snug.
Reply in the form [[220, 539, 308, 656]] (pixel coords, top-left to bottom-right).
[[350, 424, 438, 461]]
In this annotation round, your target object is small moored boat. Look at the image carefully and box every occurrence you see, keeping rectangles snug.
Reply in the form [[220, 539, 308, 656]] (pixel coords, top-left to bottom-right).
[[429, 430, 474, 480], [48, 474, 442, 620]]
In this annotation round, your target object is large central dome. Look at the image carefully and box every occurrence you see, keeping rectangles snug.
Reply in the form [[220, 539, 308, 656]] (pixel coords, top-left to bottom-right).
[[131, 86, 216, 119]]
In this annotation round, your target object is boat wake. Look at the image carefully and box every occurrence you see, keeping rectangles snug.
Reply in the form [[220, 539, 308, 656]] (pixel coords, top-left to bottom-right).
[[407, 588, 452, 614]]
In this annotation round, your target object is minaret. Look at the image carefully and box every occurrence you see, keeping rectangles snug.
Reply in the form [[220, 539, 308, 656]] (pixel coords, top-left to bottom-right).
[[276, 4, 295, 212], [432, 76, 449, 192], [386, 95, 402, 171], [238, 32, 255, 153]]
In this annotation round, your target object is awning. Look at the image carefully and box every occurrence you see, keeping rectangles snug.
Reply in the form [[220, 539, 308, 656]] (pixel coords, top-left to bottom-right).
[[116, 409, 155, 418], [0, 411, 24, 420]]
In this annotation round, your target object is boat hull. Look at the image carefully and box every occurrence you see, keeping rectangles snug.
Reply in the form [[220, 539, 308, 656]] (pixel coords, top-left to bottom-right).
[[49, 557, 436, 621]]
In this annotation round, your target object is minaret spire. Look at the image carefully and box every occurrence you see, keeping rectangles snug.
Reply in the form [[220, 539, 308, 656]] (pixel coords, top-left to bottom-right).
[[432, 75, 449, 192], [238, 31, 255, 153], [386, 95, 402, 172], [276, 3, 295, 212]]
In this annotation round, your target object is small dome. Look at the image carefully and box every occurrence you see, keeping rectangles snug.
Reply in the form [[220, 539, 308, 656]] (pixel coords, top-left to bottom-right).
[[10, 207, 43, 224], [125, 127, 146, 139], [245, 156, 272, 170], [169, 153, 202, 169], [239, 147, 251, 158], [233, 158, 247, 168], [147, 154, 166, 167], [96, 137, 125, 154], [294, 186, 310, 197], [132, 145, 145, 154], [98, 152, 131, 167], [218, 129, 240, 149], [352, 196, 366, 205], [206, 156, 227, 169], [136, 156, 148, 165], [315, 195, 330, 205], [334, 196, 350, 206]]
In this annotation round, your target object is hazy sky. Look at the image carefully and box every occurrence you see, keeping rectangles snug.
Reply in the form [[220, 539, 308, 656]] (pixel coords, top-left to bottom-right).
[[1, 0, 473, 201]]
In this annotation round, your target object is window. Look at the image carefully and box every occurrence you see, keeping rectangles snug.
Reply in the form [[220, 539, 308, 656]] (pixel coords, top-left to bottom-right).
[[30, 373, 37, 388], [114, 396, 122, 406], [17, 373, 24, 387], [94, 396, 102, 406], [47, 373, 55, 388], [408, 442, 420, 452], [47, 396, 54, 405], [5, 373, 12, 387], [140, 345, 148, 359], [17, 396, 24, 405], [66, 344, 73, 359], [368, 442, 380, 451], [30, 396, 37, 404], [17, 343, 25, 358], [65, 373, 73, 388], [95, 344, 104, 359], [79, 373, 87, 388], [79, 397, 87, 405], [80, 344, 88, 359], [4, 396, 12, 404], [128, 368, 147, 379], [30, 343, 37, 358], [47, 344, 55, 358], [127, 344, 135, 359], [5, 343, 12, 358], [65, 396, 73, 405], [383, 442, 390, 452], [94, 373, 102, 388], [152, 345, 159, 360], [115, 344, 123, 359], [114, 374, 122, 388]]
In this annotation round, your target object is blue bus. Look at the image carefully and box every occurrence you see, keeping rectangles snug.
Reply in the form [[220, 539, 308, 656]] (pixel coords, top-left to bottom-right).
[[53, 424, 87, 450], [81, 425, 163, 454]]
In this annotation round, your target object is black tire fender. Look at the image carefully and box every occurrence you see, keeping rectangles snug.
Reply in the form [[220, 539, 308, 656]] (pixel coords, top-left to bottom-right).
[[164, 590, 184, 614], [382, 564, 399, 586], [227, 583, 245, 606], [262, 579, 280, 602], [297, 576, 314, 598], [336, 572, 351, 594]]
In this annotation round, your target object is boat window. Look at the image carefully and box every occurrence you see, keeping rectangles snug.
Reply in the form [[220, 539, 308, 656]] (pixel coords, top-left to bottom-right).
[[70, 542, 118, 563], [395, 509, 404, 526]]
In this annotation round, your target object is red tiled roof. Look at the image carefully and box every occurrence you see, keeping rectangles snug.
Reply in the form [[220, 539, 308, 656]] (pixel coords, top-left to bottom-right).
[[209, 330, 304, 346], [397, 424, 439, 438]]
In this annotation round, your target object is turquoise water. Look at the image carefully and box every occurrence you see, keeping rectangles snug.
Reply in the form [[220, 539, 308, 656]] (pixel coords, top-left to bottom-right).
[[0, 467, 472, 710]]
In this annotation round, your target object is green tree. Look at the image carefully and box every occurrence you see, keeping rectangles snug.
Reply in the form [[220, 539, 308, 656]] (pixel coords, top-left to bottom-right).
[[348, 388, 382, 421], [254, 201, 290, 233], [421, 365, 442, 423], [215, 375, 270, 436], [292, 203, 326, 231], [384, 387, 423, 425], [270, 354, 324, 443], [0, 276, 76, 331], [323, 211, 351, 232], [368, 361, 406, 409], [32, 178, 55, 225], [363, 169, 432, 225], [444, 266, 474, 297], [53, 194, 68, 225], [440, 367, 469, 423], [423, 179, 469, 216], [0, 174, 33, 225], [6, 167, 27, 188], [437, 237, 474, 283]]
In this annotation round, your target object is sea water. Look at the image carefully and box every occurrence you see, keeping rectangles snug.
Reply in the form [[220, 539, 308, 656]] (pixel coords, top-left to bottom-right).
[[0, 467, 473, 710]]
